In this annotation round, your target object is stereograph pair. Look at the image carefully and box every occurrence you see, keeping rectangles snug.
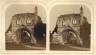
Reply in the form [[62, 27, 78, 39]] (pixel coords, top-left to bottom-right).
[[5, 4, 91, 51]]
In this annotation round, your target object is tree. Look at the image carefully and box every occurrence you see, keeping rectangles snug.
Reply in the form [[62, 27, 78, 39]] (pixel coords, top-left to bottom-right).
[[80, 23, 91, 48], [34, 22, 46, 40]]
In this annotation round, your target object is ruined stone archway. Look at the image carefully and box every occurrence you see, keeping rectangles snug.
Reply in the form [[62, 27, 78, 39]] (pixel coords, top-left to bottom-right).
[[15, 28, 31, 43], [14, 27, 35, 43], [60, 29, 82, 45]]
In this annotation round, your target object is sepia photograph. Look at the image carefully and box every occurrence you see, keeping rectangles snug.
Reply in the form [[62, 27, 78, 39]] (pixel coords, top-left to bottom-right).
[[5, 4, 46, 50], [50, 5, 91, 51], [0, 0, 95, 54]]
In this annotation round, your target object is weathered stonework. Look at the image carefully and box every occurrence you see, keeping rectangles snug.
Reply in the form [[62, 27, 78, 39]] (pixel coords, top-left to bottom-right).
[[52, 7, 88, 45], [6, 6, 42, 44]]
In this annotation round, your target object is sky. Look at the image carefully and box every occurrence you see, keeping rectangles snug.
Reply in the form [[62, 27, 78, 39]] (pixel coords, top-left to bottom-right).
[[5, 4, 46, 31], [50, 5, 91, 32], [5, 5, 91, 32]]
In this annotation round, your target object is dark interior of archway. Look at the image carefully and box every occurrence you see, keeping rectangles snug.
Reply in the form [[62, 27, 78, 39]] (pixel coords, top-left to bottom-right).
[[62, 30, 77, 44], [16, 28, 31, 43]]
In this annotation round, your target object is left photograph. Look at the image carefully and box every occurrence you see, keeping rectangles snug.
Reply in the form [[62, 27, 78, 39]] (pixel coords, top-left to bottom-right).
[[5, 4, 46, 50]]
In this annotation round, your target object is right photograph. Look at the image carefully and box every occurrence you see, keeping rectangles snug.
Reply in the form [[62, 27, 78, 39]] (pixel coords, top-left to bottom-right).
[[50, 5, 91, 51]]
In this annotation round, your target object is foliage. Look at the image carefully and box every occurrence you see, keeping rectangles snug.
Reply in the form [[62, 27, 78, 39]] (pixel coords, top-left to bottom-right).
[[80, 23, 91, 48]]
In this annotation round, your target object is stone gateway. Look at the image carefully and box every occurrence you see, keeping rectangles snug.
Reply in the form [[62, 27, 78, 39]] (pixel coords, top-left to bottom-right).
[[52, 7, 88, 45], [6, 6, 42, 44]]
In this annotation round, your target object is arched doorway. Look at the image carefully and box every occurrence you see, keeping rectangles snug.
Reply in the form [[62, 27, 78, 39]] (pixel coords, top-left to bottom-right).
[[60, 29, 79, 45], [15, 28, 32, 43]]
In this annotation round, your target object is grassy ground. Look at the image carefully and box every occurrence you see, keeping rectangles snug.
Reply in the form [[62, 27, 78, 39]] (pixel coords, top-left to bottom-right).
[[50, 44, 90, 51], [6, 40, 46, 50]]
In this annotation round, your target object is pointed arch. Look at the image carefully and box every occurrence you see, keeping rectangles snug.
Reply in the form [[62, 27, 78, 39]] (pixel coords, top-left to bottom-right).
[[72, 17, 77, 25], [62, 18, 66, 26], [16, 18, 20, 25]]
